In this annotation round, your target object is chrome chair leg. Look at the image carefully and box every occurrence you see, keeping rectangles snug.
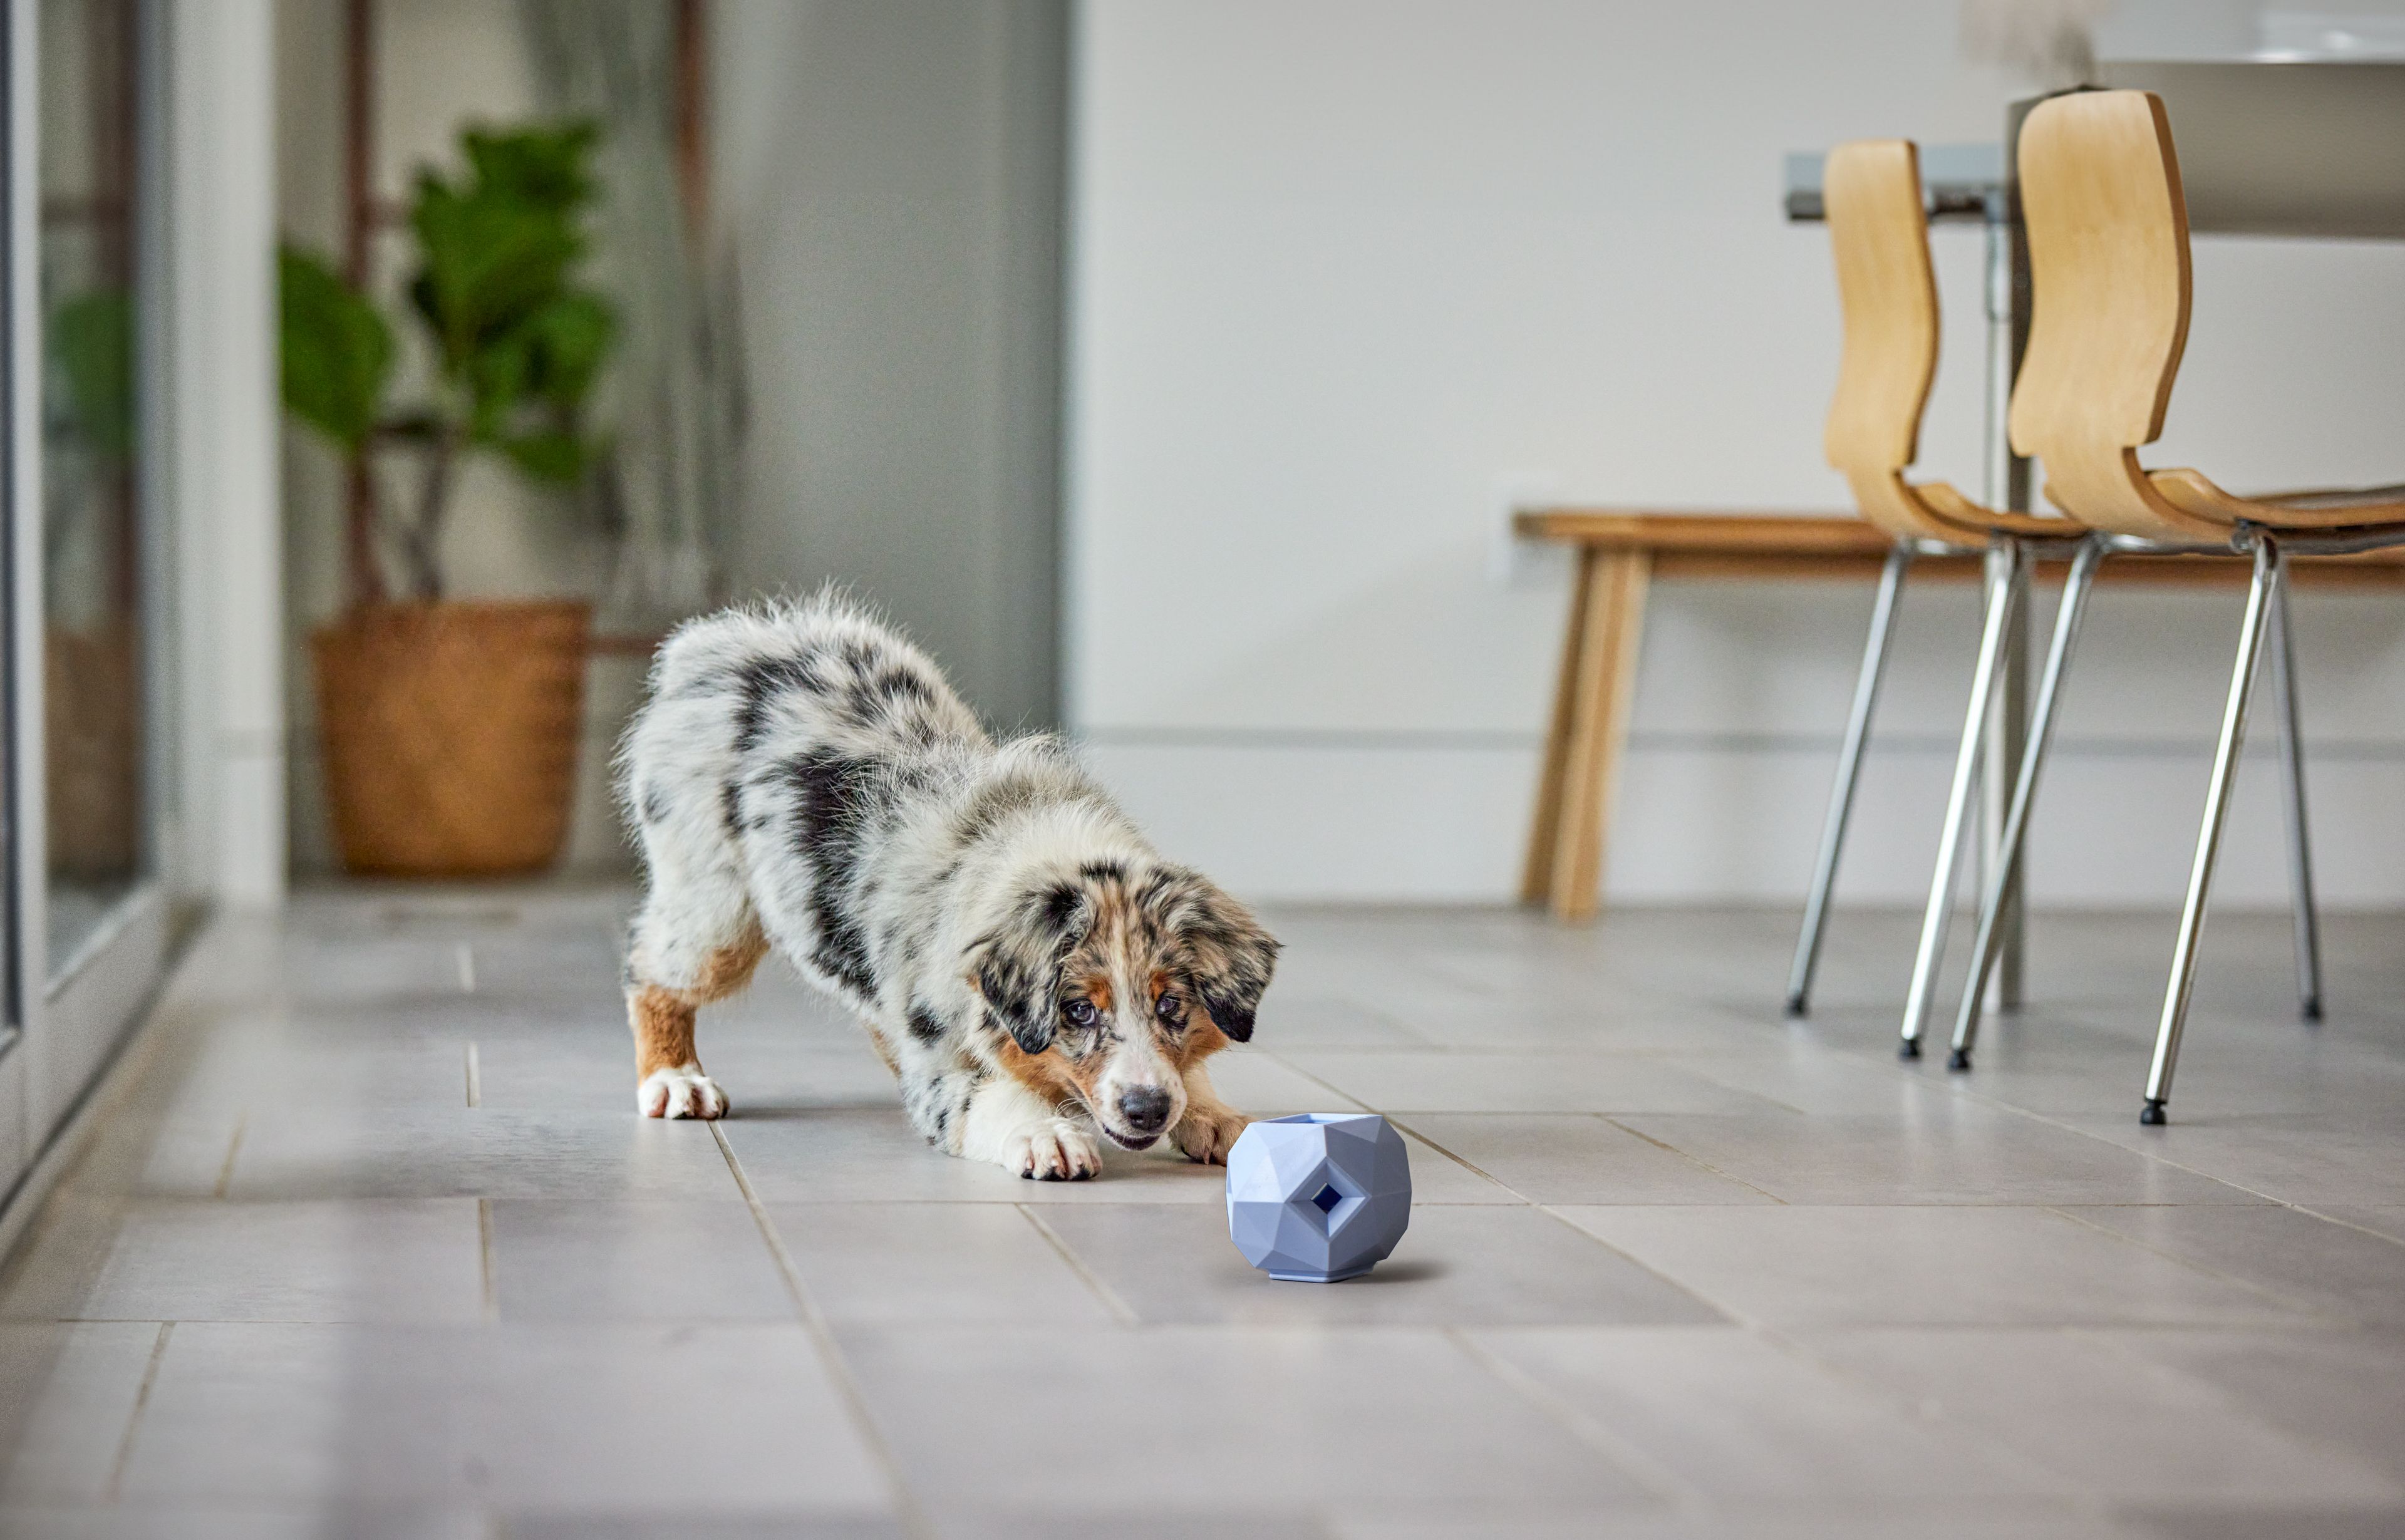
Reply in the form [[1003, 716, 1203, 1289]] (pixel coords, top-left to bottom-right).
[[2269, 574, 2324, 1022], [1947, 535, 2106, 1068], [1900, 540, 2025, 1058], [2144, 537, 2282, 1125], [1787, 542, 1914, 1017]]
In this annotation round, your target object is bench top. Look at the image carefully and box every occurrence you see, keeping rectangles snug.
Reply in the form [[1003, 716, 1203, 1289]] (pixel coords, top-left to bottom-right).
[[1513, 509, 2405, 582]]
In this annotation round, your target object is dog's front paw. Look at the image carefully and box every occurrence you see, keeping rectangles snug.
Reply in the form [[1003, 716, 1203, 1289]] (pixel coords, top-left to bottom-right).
[[1005, 1119, 1101, 1181], [1172, 1104, 1250, 1165], [639, 1064, 730, 1120]]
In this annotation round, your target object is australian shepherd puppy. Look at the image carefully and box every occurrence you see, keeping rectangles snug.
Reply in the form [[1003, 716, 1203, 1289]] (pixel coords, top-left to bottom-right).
[[616, 592, 1280, 1179]]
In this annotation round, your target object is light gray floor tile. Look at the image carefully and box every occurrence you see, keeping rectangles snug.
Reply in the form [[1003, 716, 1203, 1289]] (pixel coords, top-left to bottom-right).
[[475, 1030, 899, 1116], [2116, 1509, 2405, 1540], [1372, 995, 1776, 1055], [510, 1517, 905, 1540], [2108, 1327, 2405, 1488], [1554, 1206, 2306, 1328], [934, 1515, 1330, 1540], [2063, 1204, 2405, 1326], [2059, 1120, 2405, 1207], [1801, 1327, 2405, 1506], [14, 1200, 485, 1325], [1279, 1052, 1781, 1115], [120, 1321, 892, 1513], [0, 1322, 163, 1501], [0, 1505, 490, 1539], [765, 1204, 1115, 1326], [1672, 1047, 1967, 1119], [155, 1029, 476, 1120], [1394, 1114, 1777, 1204], [1466, 1325, 2064, 1506], [220, 1108, 741, 1202], [4, 896, 2400, 1537], [2317, 1206, 2405, 1244], [838, 1323, 1655, 1515], [1249, 995, 1432, 1048], [1615, 1107, 2262, 1206], [1337, 1518, 2143, 1540], [1034, 1202, 1723, 1327], [487, 1201, 794, 1322], [1202, 1048, 1367, 1114]]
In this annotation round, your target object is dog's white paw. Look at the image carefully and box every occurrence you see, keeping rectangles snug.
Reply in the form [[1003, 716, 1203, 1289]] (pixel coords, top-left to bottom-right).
[[1171, 1104, 1250, 1165], [1005, 1119, 1101, 1181], [639, 1064, 730, 1120]]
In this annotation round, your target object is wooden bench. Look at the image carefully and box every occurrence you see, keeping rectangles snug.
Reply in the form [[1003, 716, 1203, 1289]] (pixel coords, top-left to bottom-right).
[[1517, 510, 2405, 922]]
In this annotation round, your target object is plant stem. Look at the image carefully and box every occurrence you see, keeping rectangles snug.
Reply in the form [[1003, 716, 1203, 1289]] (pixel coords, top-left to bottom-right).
[[407, 425, 460, 601]]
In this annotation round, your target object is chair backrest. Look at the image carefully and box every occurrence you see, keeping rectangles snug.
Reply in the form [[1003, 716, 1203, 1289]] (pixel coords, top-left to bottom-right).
[[2010, 90, 2221, 539], [1821, 140, 1954, 540]]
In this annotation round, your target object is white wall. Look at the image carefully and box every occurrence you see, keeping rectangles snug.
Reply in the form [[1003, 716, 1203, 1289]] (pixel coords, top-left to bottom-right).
[[172, 0, 284, 910], [714, 0, 1067, 733], [1067, 0, 2405, 908]]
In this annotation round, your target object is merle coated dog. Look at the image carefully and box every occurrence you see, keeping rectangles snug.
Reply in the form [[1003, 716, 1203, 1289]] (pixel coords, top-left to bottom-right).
[[617, 592, 1279, 1179]]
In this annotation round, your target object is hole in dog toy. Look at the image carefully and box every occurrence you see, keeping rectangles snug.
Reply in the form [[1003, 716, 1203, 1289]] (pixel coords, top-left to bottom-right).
[[1311, 1182, 1343, 1214]]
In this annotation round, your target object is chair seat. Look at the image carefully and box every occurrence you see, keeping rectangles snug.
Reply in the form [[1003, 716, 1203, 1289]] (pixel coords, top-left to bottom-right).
[[2152, 468, 2405, 532], [1916, 480, 2089, 540]]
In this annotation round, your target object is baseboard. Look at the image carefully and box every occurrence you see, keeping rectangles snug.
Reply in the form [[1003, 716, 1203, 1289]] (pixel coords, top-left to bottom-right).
[[1079, 733, 2405, 907]]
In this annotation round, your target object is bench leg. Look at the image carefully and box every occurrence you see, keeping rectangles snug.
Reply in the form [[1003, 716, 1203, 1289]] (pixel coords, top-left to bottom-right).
[[1523, 548, 1598, 904], [1544, 550, 1650, 922]]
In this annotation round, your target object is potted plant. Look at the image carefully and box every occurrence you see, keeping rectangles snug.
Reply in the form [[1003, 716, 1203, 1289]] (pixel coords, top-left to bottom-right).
[[281, 122, 616, 876]]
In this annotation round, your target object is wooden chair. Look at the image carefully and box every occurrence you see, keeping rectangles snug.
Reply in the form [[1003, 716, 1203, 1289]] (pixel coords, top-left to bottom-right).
[[1943, 89, 2403, 1123], [1791, 140, 2087, 1038]]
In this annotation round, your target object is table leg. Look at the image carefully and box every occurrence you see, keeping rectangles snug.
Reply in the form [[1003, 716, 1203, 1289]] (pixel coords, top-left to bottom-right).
[[1522, 547, 1598, 903], [1548, 549, 1650, 922]]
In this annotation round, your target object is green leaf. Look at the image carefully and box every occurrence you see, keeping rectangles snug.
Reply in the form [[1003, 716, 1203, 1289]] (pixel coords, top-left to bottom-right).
[[278, 245, 392, 452], [495, 430, 590, 485], [462, 121, 599, 214], [520, 290, 615, 410], [50, 288, 136, 462]]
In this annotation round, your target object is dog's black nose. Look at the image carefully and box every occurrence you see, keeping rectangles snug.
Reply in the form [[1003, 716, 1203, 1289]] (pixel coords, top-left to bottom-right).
[[1117, 1085, 1172, 1133]]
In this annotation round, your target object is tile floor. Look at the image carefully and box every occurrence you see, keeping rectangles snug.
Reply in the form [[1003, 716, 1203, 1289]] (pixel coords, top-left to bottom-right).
[[1, 888, 2402, 1538]]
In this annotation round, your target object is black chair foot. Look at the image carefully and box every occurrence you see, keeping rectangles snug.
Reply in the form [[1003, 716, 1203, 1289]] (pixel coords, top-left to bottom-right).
[[1898, 1038, 1921, 1061], [1947, 1048, 1972, 1072], [2139, 1098, 2168, 1126], [1783, 993, 1809, 1020], [2302, 996, 2324, 1023]]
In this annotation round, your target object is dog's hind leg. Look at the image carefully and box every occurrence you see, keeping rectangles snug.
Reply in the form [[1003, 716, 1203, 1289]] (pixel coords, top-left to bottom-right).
[[625, 829, 766, 1120]]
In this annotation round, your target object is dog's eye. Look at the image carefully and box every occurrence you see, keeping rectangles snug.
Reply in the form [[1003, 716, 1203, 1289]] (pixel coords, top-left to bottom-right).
[[1155, 993, 1182, 1022], [1062, 999, 1098, 1028]]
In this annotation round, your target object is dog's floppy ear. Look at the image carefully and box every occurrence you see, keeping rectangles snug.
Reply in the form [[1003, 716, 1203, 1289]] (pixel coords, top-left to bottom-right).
[[1151, 866, 1280, 1043], [965, 880, 1091, 1055]]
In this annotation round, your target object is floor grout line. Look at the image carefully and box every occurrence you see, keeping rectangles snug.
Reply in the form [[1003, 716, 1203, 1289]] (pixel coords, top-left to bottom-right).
[[1598, 1114, 1790, 1203], [102, 1321, 173, 1502], [710, 1121, 933, 1540], [465, 1042, 482, 1108], [1443, 1325, 1703, 1513], [456, 943, 477, 995], [1015, 1204, 1139, 1327]]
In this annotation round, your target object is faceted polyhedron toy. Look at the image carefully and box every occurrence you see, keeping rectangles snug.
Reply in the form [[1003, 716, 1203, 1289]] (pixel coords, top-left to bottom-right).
[[1225, 1113, 1412, 1282]]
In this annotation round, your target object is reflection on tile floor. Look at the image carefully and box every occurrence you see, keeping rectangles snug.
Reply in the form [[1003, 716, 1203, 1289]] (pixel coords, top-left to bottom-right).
[[1, 889, 2402, 1536]]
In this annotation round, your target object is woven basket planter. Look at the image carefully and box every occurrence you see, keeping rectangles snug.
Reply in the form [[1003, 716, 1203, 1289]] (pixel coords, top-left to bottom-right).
[[313, 599, 591, 876]]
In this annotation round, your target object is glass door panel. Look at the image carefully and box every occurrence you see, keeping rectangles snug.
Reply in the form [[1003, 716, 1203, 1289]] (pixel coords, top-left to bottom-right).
[[36, 0, 143, 979]]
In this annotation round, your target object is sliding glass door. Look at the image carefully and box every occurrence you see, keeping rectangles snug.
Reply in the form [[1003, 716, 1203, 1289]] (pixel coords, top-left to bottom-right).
[[1, 0, 169, 1201]]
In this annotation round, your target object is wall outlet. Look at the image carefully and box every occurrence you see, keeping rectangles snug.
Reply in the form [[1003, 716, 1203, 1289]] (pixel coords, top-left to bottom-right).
[[1488, 472, 1568, 587]]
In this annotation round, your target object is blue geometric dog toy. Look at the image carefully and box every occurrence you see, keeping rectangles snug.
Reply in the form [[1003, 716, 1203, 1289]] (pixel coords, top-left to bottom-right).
[[1226, 1113, 1412, 1282]]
